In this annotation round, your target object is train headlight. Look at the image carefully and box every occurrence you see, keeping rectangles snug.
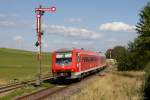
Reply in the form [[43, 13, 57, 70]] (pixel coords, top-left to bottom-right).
[[71, 69, 74, 71]]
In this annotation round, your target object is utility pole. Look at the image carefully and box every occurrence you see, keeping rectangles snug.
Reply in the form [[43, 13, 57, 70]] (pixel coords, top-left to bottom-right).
[[109, 49, 112, 59], [35, 5, 56, 86]]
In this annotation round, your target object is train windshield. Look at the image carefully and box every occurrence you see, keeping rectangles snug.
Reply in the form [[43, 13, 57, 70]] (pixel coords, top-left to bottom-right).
[[56, 52, 72, 65]]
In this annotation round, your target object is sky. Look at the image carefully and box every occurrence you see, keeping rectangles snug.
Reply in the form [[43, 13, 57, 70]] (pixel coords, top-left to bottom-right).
[[0, 0, 149, 52]]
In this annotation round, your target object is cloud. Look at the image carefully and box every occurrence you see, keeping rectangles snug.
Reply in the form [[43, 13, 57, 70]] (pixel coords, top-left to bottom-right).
[[0, 13, 30, 28], [99, 22, 135, 32], [13, 36, 24, 41], [0, 20, 32, 28], [0, 13, 18, 18], [43, 25, 102, 39], [0, 14, 6, 18], [72, 41, 79, 45], [106, 38, 117, 42], [65, 18, 82, 23], [0, 13, 19, 27], [72, 41, 93, 45], [0, 21, 16, 27]]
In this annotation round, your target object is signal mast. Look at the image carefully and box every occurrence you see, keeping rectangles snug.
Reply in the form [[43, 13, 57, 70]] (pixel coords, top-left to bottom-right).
[[35, 5, 56, 85], [108, 49, 112, 59]]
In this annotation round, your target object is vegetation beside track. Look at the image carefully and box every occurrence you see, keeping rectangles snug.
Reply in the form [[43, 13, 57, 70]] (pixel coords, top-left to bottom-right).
[[70, 71, 144, 100], [0, 48, 52, 85], [105, 2, 150, 99], [0, 82, 54, 100]]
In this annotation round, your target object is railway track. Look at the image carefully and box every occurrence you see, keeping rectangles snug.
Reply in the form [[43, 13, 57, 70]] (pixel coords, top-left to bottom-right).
[[0, 83, 25, 94], [15, 85, 68, 100], [15, 67, 110, 100], [0, 76, 52, 94]]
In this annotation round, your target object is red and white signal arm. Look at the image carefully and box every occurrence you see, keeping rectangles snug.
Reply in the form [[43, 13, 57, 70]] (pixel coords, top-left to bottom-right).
[[51, 6, 56, 12], [35, 6, 56, 12]]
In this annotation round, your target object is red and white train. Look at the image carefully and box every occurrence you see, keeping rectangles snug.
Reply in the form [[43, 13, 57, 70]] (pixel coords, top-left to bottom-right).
[[52, 48, 106, 79]]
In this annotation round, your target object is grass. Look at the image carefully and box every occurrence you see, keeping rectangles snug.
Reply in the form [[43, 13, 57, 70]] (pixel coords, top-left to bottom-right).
[[0, 48, 52, 85], [0, 86, 37, 100], [0, 83, 55, 100], [70, 71, 145, 100]]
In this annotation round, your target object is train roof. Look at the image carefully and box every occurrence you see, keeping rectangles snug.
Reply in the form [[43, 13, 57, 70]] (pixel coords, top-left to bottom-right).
[[56, 48, 90, 52], [55, 48, 73, 53], [55, 48, 104, 56]]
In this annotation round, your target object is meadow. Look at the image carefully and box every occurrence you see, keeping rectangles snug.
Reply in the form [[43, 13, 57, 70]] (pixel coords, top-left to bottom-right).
[[0, 48, 51, 85], [70, 71, 145, 100]]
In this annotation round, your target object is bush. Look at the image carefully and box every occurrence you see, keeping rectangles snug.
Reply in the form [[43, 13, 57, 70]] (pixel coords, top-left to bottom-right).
[[143, 62, 150, 100]]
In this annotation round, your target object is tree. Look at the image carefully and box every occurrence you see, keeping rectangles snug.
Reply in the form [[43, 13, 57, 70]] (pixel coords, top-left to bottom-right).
[[112, 46, 129, 71], [135, 2, 150, 68], [136, 2, 150, 37], [135, 2, 150, 99], [144, 63, 150, 100]]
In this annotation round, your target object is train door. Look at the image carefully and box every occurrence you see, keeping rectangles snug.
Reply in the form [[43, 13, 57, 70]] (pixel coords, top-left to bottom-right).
[[76, 53, 81, 72]]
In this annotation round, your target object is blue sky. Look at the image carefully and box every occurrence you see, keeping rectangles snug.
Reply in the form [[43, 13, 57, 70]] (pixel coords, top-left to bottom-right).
[[0, 0, 148, 52]]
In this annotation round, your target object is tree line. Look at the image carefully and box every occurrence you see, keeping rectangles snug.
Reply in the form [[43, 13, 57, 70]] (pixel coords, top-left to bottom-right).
[[105, 2, 150, 100]]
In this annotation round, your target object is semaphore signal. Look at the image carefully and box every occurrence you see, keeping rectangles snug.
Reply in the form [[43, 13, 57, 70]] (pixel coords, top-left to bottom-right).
[[35, 5, 56, 47], [35, 5, 56, 85]]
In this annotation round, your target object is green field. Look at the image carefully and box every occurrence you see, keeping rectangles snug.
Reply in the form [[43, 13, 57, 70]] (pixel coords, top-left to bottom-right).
[[0, 48, 51, 85]]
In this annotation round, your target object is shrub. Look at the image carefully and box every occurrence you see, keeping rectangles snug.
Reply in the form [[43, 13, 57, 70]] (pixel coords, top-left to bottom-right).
[[143, 62, 150, 100]]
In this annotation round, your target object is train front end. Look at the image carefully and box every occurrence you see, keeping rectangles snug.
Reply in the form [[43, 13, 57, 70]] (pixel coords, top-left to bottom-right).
[[52, 49, 77, 79]]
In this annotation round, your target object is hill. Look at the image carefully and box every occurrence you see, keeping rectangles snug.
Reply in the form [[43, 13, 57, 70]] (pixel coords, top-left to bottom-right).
[[0, 48, 51, 85]]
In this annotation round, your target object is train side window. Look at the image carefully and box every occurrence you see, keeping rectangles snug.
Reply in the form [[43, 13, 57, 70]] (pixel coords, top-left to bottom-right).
[[83, 57, 86, 62], [83, 57, 87, 62]]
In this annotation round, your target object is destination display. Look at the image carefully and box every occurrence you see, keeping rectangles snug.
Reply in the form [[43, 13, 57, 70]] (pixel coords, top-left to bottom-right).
[[56, 53, 72, 58]]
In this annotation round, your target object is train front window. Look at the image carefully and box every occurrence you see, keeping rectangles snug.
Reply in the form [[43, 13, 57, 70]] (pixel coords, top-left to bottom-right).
[[56, 52, 72, 65]]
